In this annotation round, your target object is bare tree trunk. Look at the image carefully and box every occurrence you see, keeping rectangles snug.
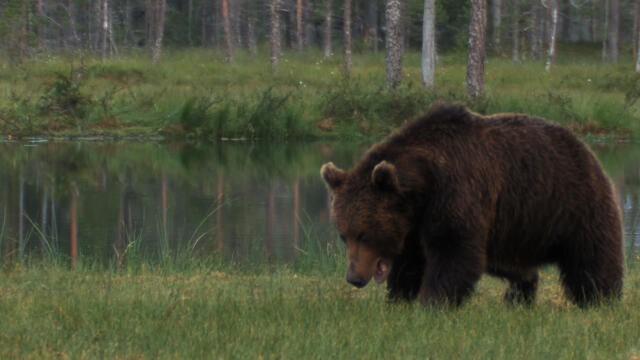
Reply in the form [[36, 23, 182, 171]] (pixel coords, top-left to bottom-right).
[[386, 0, 403, 89], [296, 0, 304, 51], [151, 0, 167, 64], [222, 0, 234, 62], [608, 0, 619, 63], [41, 186, 48, 245], [18, 173, 24, 258], [324, 0, 333, 58], [248, 15, 258, 56], [365, 0, 379, 53], [545, 0, 558, 72], [100, 0, 109, 59], [70, 183, 78, 270], [491, 0, 501, 53], [467, 0, 487, 98], [635, 0, 640, 69], [271, 0, 282, 71], [36, 0, 46, 50], [602, 0, 609, 62], [421, 0, 436, 88], [161, 175, 168, 238], [265, 184, 275, 259], [123, 0, 132, 47], [344, 0, 353, 76], [66, 0, 80, 50], [511, 0, 520, 63], [529, 1, 538, 59], [636, 1, 640, 71], [634, 0, 640, 63]]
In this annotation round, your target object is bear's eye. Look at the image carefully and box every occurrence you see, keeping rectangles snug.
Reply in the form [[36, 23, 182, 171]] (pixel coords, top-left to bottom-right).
[[339, 234, 346, 243]]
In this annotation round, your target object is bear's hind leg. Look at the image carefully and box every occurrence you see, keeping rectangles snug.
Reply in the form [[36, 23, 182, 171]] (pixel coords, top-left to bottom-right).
[[558, 235, 623, 307], [559, 259, 623, 308]]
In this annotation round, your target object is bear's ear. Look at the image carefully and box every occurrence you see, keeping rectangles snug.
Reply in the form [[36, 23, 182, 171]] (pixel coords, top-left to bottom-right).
[[372, 161, 400, 192], [321, 162, 346, 190]]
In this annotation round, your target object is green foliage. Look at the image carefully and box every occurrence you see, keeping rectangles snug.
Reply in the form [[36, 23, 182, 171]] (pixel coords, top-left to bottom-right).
[[38, 72, 90, 122], [0, 49, 639, 139]]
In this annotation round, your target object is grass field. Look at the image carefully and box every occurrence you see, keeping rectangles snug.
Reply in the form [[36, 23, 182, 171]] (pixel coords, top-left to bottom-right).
[[1, 47, 640, 139], [2, 260, 640, 359]]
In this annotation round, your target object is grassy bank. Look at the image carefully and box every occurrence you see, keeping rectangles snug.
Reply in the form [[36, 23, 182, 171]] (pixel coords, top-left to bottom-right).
[[1, 47, 640, 140], [2, 261, 640, 358]]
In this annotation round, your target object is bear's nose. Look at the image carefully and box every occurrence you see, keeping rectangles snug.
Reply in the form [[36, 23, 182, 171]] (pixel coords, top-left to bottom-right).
[[346, 276, 369, 288]]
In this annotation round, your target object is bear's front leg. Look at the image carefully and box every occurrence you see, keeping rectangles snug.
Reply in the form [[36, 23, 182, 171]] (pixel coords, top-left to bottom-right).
[[386, 254, 424, 302], [418, 240, 484, 307]]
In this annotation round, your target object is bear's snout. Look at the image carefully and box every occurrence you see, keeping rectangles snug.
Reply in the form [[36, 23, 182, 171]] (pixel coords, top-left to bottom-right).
[[346, 274, 369, 288]]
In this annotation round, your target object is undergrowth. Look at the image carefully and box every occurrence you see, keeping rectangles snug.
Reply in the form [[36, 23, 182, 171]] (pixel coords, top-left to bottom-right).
[[0, 49, 639, 140]]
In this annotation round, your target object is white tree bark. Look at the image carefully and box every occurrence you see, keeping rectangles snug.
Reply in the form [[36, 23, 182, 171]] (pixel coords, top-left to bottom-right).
[[467, 0, 487, 98], [545, 0, 558, 72], [386, 0, 403, 89], [421, 0, 436, 88], [150, 0, 166, 64], [324, 0, 333, 58], [344, 0, 353, 76], [271, 0, 282, 71], [101, 0, 109, 59]]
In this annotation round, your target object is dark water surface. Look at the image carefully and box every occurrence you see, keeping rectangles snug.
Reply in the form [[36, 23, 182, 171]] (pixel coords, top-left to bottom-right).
[[0, 140, 639, 268]]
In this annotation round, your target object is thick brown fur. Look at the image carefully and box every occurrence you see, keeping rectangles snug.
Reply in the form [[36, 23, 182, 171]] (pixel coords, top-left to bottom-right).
[[323, 103, 624, 307]]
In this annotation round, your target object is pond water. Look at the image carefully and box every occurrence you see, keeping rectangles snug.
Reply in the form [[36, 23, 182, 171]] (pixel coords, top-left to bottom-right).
[[0, 140, 639, 268]]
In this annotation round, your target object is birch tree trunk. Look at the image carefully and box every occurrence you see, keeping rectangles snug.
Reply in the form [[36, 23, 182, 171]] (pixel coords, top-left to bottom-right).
[[467, 0, 487, 99], [101, 0, 109, 59], [67, 0, 80, 49], [386, 0, 403, 89], [36, 0, 46, 49], [491, 0, 501, 53], [545, 0, 559, 72], [608, 0, 619, 63], [222, 0, 234, 62], [602, 0, 609, 62], [271, 0, 282, 71], [344, 0, 353, 76], [324, 0, 333, 58], [511, 0, 520, 63], [150, 0, 166, 64], [296, 0, 304, 51], [421, 0, 436, 88], [636, 1, 640, 71]]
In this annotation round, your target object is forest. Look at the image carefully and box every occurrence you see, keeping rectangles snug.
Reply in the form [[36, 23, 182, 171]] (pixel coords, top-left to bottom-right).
[[0, 0, 639, 139], [1, 1, 640, 359]]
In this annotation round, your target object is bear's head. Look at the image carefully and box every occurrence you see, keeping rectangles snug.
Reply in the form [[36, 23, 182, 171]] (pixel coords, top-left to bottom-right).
[[321, 160, 412, 288]]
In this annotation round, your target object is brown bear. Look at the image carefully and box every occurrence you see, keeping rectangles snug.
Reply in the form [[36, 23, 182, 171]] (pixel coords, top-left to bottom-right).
[[321, 103, 624, 307]]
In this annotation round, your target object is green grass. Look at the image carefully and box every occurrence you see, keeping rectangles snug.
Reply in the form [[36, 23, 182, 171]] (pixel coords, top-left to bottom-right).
[[1, 47, 640, 140], [2, 260, 640, 359]]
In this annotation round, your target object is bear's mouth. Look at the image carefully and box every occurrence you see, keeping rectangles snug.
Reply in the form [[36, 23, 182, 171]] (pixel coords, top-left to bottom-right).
[[374, 258, 391, 284]]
